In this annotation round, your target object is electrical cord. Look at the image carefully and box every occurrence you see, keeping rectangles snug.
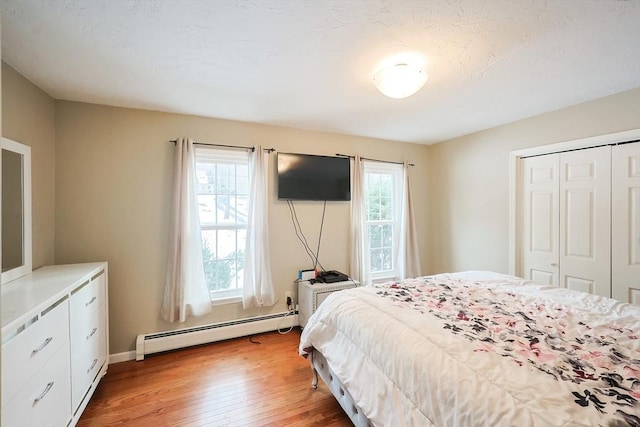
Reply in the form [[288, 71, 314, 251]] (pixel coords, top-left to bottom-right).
[[287, 200, 318, 266], [288, 200, 317, 265], [287, 200, 327, 272], [277, 305, 296, 334], [314, 201, 327, 270]]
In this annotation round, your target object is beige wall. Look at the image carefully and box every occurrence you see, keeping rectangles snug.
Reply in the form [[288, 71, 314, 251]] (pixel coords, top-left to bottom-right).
[[54, 101, 430, 353], [427, 88, 640, 275], [2, 62, 56, 269], [4, 59, 639, 355]]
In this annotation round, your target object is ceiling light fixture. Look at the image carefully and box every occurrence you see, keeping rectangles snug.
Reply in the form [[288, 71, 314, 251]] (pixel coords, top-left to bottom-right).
[[373, 64, 428, 99]]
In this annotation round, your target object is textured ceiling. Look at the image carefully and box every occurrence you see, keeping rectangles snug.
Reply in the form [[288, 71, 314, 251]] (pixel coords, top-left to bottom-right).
[[1, 0, 639, 144]]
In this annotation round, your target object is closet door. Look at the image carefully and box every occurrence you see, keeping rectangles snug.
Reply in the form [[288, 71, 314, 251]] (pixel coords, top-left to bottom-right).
[[520, 154, 559, 286], [612, 142, 640, 305], [559, 146, 611, 297]]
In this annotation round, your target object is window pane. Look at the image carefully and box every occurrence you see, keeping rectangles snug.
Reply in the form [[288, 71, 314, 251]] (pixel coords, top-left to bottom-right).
[[369, 224, 382, 249], [382, 248, 393, 271], [366, 174, 380, 198], [216, 195, 234, 224], [232, 165, 239, 194], [380, 174, 392, 197], [236, 228, 246, 289], [201, 230, 218, 259], [237, 165, 249, 195], [237, 228, 247, 254], [371, 248, 382, 273], [198, 195, 216, 225], [201, 228, 247, 293], [234, 251, 245, 287], [364, 173, 371, 196], [235, 263, 244, 290], [216, 164, 229, 194], [227, 260, 238, 290], [366, 195, 380, 221], [229, 231, 245, 287], [217, 229, 236, 259], [211, 260, 233, 291], [236, 196, 249, 224], [202, 230, 233, 291], [380, 197, 392, 220], [196, 163, 216, 194], [382, 224, 393, 248]]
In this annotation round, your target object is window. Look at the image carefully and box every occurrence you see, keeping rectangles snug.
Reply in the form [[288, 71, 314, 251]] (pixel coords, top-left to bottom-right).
[[195, 147, 250, 301], [364, 162, 403, 281]]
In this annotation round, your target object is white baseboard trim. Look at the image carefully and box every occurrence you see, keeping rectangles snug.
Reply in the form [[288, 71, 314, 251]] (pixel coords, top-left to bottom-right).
[[109, 312, 299, 363], [110, 351, 136, 363]]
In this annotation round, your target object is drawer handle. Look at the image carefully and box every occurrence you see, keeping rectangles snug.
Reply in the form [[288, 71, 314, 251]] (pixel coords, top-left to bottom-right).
[[32, 337, 53, 355], [87, 327, 98, 340], [33, 381, 54, 404], [87, 358, 98, 374], [85, 296, 97, 307]]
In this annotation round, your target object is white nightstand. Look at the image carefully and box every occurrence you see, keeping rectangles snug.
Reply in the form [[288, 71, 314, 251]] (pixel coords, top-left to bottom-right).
[[298, 279, 360, 328]]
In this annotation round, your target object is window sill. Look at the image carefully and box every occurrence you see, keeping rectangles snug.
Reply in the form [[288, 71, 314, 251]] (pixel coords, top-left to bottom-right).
[[210, 295, 242, 306], [371, 275, 397, 284]]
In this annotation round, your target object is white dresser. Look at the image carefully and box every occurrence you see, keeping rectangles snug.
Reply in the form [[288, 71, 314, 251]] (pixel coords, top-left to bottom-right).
[[1, 262, 109, 427]]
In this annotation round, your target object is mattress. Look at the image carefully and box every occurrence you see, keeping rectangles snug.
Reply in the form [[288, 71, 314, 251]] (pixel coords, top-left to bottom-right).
[[299, 272, 640, 427]]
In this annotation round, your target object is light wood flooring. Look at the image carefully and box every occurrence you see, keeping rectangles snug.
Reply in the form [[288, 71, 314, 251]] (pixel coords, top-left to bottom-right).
[[77, 329, 352, 427]]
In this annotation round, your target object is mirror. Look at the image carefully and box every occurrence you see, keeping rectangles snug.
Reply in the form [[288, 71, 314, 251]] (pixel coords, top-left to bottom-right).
[[1, 137, 32, 284]]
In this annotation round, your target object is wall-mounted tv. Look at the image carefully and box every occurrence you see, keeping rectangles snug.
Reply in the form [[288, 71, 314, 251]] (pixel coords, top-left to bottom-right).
[[277, 153, 351, 201]]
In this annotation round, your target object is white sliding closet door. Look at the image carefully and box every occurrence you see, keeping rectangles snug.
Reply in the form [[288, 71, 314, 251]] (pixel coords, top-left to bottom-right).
[[559, 146, 611, 297], [520, 154, 559, 286], [612, 142, 640, 305]]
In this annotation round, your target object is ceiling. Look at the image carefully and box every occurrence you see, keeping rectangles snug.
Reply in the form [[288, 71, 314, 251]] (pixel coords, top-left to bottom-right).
[[1, 0, 639, 145]]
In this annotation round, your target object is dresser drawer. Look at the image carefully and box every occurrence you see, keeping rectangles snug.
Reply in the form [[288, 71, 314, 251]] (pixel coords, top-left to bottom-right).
[[70, 293, 102, 351], [71, 301, 107, 409], [2, 344, 72, 427], [70, 272, 105, 317], [1, 299, 69, 407], [70, 273, 104, 345]]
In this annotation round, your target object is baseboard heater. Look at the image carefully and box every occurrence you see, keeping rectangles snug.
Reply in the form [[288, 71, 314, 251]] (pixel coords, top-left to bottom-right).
[[135, 311, 298, 360]]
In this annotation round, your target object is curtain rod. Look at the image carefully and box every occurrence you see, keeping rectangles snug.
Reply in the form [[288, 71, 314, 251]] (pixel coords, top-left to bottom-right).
[[170, 140, 275, 153], [335, 153, 415, 167]]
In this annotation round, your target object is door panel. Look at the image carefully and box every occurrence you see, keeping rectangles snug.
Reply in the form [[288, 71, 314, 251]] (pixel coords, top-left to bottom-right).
[[565, 275, 594, 294], [531, 192, 554, 252], [559, 146, 611, 297], [530, 269, 555, 286], [520, 154, 559, 286], [565, 189, 594, 258], [612, 142, 640, 305]]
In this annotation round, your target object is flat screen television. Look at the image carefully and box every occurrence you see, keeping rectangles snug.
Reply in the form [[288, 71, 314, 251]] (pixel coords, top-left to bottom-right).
[[277, 153, 351, 201]]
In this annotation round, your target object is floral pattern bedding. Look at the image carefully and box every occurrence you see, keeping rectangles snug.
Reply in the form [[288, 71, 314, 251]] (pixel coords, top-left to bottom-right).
[[299, 272, 640, 427]]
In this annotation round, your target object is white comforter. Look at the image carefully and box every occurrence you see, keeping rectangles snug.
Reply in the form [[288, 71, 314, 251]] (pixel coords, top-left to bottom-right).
[[299, 272, 640, 427]]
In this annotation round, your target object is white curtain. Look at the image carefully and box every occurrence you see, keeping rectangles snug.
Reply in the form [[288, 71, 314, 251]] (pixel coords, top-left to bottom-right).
[[243, 146, 276, 308], [349, 156, 371, 285], [161, 138, 212, 323], [399, 162, 421, 279]]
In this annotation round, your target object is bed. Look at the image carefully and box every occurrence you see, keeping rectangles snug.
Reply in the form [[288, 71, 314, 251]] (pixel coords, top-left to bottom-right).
[[299, 272, 640, 427]]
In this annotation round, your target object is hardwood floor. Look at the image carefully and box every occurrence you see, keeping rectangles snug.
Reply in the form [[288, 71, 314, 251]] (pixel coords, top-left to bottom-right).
[[78, 329, 352, 427]]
